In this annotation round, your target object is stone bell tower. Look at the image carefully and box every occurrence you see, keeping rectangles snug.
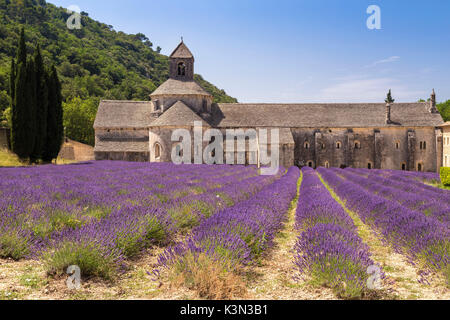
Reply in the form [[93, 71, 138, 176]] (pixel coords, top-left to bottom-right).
[[169, 39, 194, 81]]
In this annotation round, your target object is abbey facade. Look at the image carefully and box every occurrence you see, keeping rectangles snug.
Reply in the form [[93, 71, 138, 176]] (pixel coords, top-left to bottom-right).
[[94, 41, 445, 172]]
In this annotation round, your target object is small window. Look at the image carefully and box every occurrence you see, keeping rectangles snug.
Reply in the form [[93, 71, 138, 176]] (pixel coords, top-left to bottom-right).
[[177, 62, 186, 76], [419, 141, 427, 150], [304, 141, 310, 149], [202, 99, 207, 112], [395, 141, 400, 149], [321, 143, 326, 150], [401, 163, 406, 171], [367, 162, 372, 169], [154, 99, 160, 111], [336, 141, 342, 149], [154, 143, 161, 159], [175, 144, 183, 158], [417, 163, 423, 172], [307, 161, 313, 168], [324, 161, 330, 168], [354, 141, 361, 149]]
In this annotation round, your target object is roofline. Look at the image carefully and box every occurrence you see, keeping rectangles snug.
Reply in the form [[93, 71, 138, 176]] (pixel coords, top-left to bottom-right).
[[216, 102, 430, 106], [99, 100, 151, 104], [169, 41, 194, 59]]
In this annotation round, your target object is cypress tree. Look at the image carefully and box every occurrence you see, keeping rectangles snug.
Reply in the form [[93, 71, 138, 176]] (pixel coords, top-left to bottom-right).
[[44, 66, 63, 162], [26, 58, 37, 162], [10, 27, 28, 158], [16, 28, 27, 66], [12, 60, 29, 158], [385, 89, 395, 104], [9, 58, 16, 109], [31, 45, 48, 162]]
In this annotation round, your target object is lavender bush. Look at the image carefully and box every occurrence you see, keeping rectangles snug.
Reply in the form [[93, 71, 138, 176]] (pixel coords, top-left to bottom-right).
[[294, 168, 377, 298], [157, 167, 299, 279], [319, 167, 449, 285], [0, 161, 277, 279]]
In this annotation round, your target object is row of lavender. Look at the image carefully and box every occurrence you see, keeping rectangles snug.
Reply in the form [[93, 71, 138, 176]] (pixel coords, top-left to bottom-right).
[[0, 161, 281, 279], [364, 168, 441, 184], [340, 168, 450, 225], [318, 168, 449, 284], [156, 166, 300, 288], [294, 168, 377, 298]]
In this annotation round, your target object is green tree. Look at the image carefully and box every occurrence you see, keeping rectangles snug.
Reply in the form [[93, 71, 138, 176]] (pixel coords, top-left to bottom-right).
[[43, 65, 63, 162], [437, 100, 450, 122], [63, 96, 99, 146], [11, 28, 36, 160], [31, 44, 48, 161], [385, 89, 395, 104]]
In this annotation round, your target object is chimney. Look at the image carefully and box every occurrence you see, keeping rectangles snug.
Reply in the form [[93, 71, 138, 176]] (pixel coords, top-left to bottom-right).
[[385, 103, 392, 124], [430, 89, 438, 113]]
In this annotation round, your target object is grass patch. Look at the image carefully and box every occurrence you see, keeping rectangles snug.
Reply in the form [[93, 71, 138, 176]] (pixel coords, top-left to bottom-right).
[[0, 149, 25, 166], [19, 268, 47, 289], [0, 231, 32, 260], [167, 252, 247, 299], [43, 242, 121, 281]]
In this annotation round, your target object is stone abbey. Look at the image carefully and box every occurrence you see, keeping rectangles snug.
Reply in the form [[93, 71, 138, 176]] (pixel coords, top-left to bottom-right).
[[94, 41, 445, 172]]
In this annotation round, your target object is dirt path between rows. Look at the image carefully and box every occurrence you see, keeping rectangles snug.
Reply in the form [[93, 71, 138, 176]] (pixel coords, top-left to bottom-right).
[[245, 175, 336, 300], [319, 174, 450, 300]]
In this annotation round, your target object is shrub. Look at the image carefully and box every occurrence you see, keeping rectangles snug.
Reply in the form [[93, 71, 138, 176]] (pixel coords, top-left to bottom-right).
[[0, 231, 32, 260], [43, 241, 123, 281], [167, 252, 247, 299], [440, 167, 450, 186]]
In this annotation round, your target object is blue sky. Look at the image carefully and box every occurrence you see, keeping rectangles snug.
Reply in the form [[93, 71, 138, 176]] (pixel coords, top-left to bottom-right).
[[51, 0, 450, 103]]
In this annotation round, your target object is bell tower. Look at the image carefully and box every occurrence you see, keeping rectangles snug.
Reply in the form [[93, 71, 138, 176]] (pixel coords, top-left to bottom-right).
[[169, 39, 194, 81]]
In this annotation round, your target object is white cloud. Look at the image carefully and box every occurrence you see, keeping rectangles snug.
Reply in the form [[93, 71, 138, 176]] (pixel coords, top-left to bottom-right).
[[365, 56, 400, 68], [317, 77, 426, 102]]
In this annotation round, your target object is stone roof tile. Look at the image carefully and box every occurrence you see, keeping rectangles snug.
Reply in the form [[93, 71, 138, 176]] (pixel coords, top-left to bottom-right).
[[151, 79, 211, 96], [94, 100, 152, 129], [212, 103, 444, 128], [150, 101, 210, 127]]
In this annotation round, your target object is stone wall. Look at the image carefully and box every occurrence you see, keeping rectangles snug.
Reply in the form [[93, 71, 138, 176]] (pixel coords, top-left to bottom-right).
[[0, 127, 10, 149], [292, 126, 440, 172], [150, 94, 213, 114], [443, 128, 450, 167], [95, 151, 149, 162], [149, 126, 294, 168]]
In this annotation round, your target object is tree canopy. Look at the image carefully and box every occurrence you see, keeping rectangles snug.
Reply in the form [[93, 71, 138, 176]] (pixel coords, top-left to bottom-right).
[[0, 0, 237, 130]]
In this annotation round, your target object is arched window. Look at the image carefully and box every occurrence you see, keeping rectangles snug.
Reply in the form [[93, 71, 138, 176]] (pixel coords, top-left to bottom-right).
[[354, 141, 361, 149], [417, 162, 423, 172], [304, 141, 310, 149], [336, 141, 342, 149], [395, 141, 400, 149], [175, 143, 183, 158], [307, 161, 314, 168], [367, 162, 372, 169], [321, 143, 326, 150], [324, 161, 330, 168], [154, 143, 161, 159], [177, 62, 186, 76], [401, 163, 407, 171]]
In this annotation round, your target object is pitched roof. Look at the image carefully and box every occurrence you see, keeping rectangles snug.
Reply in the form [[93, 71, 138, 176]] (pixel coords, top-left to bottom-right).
[[212, 103, 444, 128], [170, 41, 194, 59], [150, 101, 210, 127], [94, 101, 152, 129], [439, 121, 450, 127], [151, 79, 211, 96]]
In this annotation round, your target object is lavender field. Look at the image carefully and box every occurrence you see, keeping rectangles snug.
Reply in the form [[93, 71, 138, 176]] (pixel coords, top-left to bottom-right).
[[0, 161, 448, 300]]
